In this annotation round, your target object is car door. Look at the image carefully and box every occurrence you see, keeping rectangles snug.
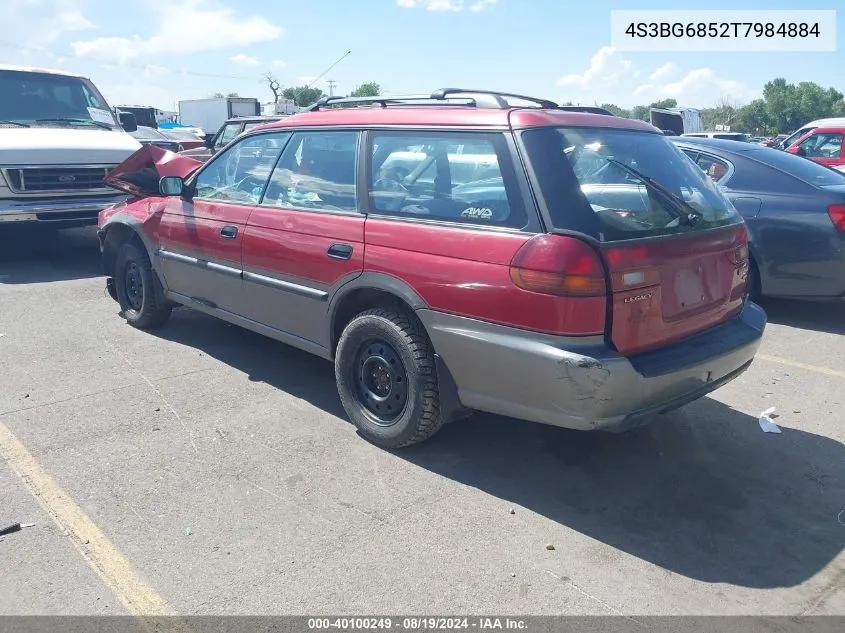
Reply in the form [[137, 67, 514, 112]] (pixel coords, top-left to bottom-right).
[[238, 130, 364, 351], [157, 131, 289, 313]]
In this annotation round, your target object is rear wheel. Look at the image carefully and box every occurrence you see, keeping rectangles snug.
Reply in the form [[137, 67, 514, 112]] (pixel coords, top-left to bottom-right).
[[114, 240, 172, 329], [335, 307, 444, 448]]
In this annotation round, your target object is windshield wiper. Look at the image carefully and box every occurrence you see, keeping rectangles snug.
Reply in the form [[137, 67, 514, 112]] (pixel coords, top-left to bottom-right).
[[0, 120, 30, 127], [605, 158, 704, 226], [34, 117, 114, 130]]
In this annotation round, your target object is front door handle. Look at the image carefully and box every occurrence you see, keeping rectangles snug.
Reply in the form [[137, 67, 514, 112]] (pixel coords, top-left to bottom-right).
[[327, 243, 353, 260], [220, 225, 238, 239]]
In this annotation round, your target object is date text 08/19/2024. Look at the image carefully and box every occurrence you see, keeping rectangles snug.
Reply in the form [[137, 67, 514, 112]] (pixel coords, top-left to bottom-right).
[[307, 617, 528, 630]]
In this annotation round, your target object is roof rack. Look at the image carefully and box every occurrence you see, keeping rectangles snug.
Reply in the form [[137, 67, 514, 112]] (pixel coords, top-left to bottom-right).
[[556, 105, 615, 116], [308, 88, 561, 111]]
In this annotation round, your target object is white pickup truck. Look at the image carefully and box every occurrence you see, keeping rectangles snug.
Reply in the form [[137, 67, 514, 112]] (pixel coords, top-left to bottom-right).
[[0, 64, 142, 227]]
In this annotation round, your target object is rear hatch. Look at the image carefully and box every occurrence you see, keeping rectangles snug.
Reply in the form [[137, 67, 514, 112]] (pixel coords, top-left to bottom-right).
[[521, 125, 748, 355]]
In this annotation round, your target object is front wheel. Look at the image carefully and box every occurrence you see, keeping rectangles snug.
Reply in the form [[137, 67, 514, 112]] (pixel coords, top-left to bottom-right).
[[114, 240, 172, 329], [334, 307, 444, 448]]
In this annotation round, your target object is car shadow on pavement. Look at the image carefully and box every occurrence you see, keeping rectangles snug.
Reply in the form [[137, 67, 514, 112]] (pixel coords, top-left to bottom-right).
[[0, 226, 103, 284], [758, 298, 845, 335], [153, 308, 349, 419], [150, 309, 844, 590], [400, 400, 845, 590]]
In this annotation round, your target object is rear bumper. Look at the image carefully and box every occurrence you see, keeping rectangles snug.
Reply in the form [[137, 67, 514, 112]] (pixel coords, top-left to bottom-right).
[[0, 195, 128, 225], [417, 301, 766, 432]]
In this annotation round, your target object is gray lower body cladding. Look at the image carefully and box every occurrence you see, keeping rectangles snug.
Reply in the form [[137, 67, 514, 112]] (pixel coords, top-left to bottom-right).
[[417, 302, 766, 432]]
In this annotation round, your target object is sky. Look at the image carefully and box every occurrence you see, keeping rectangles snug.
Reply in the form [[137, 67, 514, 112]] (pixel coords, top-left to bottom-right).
[[1, 0, 843, 111]]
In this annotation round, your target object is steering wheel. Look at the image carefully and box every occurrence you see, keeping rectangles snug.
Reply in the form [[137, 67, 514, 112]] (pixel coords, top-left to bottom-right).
[[373, 177, 408, 193]]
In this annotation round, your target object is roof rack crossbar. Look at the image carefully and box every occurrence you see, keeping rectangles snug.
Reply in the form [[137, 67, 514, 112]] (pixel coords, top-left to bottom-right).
[[430, 88, 559, 109], [308, 94, 449, 111]]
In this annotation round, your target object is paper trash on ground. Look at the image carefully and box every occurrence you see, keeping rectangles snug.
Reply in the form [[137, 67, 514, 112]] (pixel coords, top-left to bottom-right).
[[759, 407, 782, 434]]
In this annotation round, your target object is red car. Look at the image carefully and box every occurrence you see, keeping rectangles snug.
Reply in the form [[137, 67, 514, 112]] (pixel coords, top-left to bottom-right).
[[97, 89, 765, 449], [786, 127, 845, 170]]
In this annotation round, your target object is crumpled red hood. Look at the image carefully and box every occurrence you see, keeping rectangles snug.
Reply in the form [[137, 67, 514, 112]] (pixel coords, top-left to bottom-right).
[[103, 144, 204, 198]]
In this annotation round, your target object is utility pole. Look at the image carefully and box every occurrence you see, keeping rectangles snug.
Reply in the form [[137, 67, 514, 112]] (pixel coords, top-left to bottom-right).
[[327, 79, 336, 96]]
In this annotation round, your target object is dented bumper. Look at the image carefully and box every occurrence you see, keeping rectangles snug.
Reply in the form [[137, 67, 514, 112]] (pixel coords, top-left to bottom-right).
[[417, 302, 766, 432]]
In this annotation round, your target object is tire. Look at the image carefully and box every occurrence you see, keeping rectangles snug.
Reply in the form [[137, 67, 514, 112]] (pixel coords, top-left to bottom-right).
[[334, 307, 444, 449], [113, 240, 172, 329]]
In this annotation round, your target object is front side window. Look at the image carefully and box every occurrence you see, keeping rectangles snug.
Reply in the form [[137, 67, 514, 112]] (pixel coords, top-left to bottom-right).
[[215, 123, 241, 148], [799, 132, 843, 159], [368, 131, 526, 228], [262, 131, 359, 212], [522, 127, 742, 241], [194, 132, 290, 204]]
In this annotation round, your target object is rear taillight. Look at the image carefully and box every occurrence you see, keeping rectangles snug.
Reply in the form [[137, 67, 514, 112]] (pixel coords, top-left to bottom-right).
[[509, 235, 606, 296], [726, 224, 749, 266], [603, 244, 660, 291], [828, 204, 845, 232]]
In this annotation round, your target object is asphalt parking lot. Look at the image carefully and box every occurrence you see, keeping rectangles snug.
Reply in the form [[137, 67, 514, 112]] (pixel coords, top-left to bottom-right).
[[1, 226, 843, 616]]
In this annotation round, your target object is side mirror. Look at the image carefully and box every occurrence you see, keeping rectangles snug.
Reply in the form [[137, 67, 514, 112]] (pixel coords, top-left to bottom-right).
[[204, 134, 216, 149], [795, 146, 807, 157], [159, 176, 184, 197], [119, 112, 137, 133]]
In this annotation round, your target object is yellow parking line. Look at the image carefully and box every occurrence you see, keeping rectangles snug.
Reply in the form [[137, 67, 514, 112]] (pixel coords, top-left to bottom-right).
[[757, 354, 845, 379], [0, 420, 172, 616]]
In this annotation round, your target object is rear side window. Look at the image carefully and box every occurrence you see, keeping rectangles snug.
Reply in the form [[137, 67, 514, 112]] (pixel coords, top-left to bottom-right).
[[521, 127, 742, 242], [367, 131, 527, 229], [695, 153, 731, 183], [216, 123, 241, 147]]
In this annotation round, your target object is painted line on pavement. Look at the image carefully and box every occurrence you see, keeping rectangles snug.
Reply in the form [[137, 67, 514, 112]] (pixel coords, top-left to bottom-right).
[[757, 354, 845, 379], [0, 420, 173, 616]]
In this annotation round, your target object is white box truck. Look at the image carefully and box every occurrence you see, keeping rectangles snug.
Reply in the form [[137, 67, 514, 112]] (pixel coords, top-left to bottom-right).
[[177, 97, 261, 135], [650, 107, 703, 136]]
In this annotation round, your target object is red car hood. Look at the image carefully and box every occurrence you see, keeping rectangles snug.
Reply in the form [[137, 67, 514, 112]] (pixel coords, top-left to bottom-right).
[[103, 144, 204, 198]]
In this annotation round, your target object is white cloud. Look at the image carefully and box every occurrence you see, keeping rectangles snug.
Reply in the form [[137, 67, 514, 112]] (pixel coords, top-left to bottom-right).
[[555, 45, 755, 108], [634, 67, 753, 105], [649, 62, 678, 82], [72, 0, 283, 62], [557, 46, 633, 89], [0, 0, 93, 48], [397, 0, 496, 11], [230, 53, 261, 66], [272, 60, 288, 68]]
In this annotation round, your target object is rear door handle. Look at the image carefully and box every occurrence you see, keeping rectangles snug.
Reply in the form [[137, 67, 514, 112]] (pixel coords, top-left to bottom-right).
[[220, 225, 238, 239], [327, 243, 353, 260]]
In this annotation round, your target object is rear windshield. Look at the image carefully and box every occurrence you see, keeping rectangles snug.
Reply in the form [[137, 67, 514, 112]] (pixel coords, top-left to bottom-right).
[[747, 146, 845, 187], [521, 127, 742, 241]]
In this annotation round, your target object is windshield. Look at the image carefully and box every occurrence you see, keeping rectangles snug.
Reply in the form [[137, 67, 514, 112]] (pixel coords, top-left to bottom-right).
[[0, 70, 117, 128], [522, 127, 742, 241]]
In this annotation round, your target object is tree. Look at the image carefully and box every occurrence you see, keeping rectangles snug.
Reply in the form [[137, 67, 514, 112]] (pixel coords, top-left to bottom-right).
[[600, 103, 631, 118], [630, 105, 650, 121], [349, 82, 380, 98], [264, 73, 281, 102], [210, 92, 225, 98], [649, 98, 678, 110], [226, 92, 239, 98], [350, 82, 380, 97], [282, 85, 325, 107]]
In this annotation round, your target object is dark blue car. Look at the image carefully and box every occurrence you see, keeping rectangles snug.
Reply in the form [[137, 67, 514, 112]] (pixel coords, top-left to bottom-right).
[[670, 137, 845, 301]]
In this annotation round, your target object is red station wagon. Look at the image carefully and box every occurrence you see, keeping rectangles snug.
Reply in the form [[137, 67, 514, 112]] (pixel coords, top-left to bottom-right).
[[98, 89, 766, 449]]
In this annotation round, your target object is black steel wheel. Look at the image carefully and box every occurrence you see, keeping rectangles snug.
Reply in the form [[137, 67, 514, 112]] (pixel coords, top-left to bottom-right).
[[352, 338, 409, 426], [113, 239, 172, 329], [335, 307, 444, 448]]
